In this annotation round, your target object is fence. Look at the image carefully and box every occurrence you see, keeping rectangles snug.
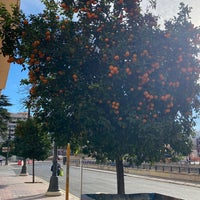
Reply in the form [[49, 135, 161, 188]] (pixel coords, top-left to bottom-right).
[[136, 163, 200, 175], [69, 158, 200, 182]]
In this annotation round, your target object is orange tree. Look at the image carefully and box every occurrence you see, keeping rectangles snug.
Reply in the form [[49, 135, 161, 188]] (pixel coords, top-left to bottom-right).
[[0, 0, 86, 193], [1, 0, 200, 194], [66, 0, 200, 194], [0, 0, 84, 144]]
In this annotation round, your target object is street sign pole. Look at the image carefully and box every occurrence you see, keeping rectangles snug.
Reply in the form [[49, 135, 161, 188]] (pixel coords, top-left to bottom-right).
[[80, 158, 83, 199], [2, 147, 9, 165], [66, 143, 70, 200]]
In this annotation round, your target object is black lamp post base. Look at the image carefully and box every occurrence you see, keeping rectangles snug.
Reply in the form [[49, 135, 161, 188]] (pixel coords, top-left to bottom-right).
[[20, 164, 28, 176], [46, 176, 62, 196]]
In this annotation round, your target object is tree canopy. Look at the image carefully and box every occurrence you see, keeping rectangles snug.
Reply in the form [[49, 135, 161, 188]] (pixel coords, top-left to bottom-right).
[[1, 0, 200, 194], [0, 95, 11, 139], [14, 118, 51, 160]]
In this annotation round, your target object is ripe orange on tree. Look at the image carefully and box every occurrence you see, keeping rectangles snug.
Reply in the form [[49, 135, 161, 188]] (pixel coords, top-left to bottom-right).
[[114, 55, 120, 61], [23, 19, 28, 25]]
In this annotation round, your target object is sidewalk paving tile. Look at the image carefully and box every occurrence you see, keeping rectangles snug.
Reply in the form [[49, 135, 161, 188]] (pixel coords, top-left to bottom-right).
[[0, 163, 79, 200]]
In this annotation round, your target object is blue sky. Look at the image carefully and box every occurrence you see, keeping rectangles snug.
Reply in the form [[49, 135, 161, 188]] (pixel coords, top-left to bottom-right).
[[2, 0, 200, 131], [2, 0, 44, 113]]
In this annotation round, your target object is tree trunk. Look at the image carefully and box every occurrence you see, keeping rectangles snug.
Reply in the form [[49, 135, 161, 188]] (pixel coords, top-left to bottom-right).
[[116, 157, 125, 194], [32, 158, 35, 183]]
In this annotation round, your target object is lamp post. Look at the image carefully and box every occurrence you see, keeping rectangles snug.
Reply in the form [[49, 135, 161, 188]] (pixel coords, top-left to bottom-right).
[[5, 128, 11, 165], [20, 106, 30, 176], [66, 143, 70, 200], [46, 141, 62, 196]]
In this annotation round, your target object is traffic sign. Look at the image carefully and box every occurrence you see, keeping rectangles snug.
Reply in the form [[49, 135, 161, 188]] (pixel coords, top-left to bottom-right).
[[2, 147, 9, 152]]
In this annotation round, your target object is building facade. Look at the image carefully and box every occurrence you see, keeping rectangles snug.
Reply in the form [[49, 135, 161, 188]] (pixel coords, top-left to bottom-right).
[[0, 112, 28, 146], [7, 112, 28, 139], [0, 0, 20, 95]]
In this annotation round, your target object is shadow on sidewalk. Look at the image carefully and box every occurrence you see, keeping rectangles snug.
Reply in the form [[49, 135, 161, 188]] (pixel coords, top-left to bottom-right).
[[0, 185, 8, 189], [11, 194, 50, 200]]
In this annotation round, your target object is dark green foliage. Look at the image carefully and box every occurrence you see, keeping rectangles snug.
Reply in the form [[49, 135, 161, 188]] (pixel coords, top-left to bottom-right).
[[14, 118, 51, 160], [0, 95, 11, 139], [1, 0, 200, 194]]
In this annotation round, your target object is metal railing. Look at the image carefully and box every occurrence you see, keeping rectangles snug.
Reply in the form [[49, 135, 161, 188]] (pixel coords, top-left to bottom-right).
[[69, 159, 200, 176], [137, 163, 200, 175]]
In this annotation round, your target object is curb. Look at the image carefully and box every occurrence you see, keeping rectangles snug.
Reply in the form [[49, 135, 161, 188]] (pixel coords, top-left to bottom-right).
[[35, 176, 80, 200]]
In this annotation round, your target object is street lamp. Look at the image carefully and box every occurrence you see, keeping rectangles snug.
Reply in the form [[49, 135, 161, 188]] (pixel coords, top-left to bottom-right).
[[5, 128, 11, 165], [46, 141, 62, 196]]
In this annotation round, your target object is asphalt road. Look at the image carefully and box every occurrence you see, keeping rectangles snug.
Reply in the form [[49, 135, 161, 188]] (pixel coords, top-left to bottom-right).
[[13, 161, 200, 200]]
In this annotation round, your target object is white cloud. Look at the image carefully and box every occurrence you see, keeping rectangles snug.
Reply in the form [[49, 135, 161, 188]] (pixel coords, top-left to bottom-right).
[[20, 0, 44, 14], [141, 0, 200, 27]]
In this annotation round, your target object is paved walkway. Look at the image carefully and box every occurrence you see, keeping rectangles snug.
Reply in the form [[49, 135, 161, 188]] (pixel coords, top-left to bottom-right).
[[0, 163, 80, 200]]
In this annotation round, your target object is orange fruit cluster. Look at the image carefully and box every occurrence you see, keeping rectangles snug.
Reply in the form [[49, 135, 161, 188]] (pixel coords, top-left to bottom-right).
[[143, 91, 154, 101], [118, 117, 123, 121], [151, 62, 160, 69], [46, 56, 51, 62], [32, 40, 40, 48], [111, 101, 120, 115], [176, 55, 183, 63], [181, 67, 193, 73], [30, 86, 36, 95], [117, 0, 124, 4], [15, 58, 25, 64], [60, 2, 69, 11], [160, 94, 171, 101], [164, 33, 171, 38], [166, 102, 174, 109], [124, 51, 130, 57], [132, 54, 137, 62], [28, 70, 37, 83], [23, 19, 28, 25], [28, 53, 40, 65], [130, 87, 134, 92], [169, 81, 180, 88], [72, 74, 78, 82], [152, 113, 158, 118], [7, 56, 25, 64], [111, 101, 120, 109], [125, 67, 132, 75], [108, 65, 119, 77], [114, 55, 120, 61], [147, 102, 155, 111], [87, 12, 98, 19], [38, 51, 45, 59], [165, 109, 171, 113], [39, 75, 48, 84], [141, 49, 149, 56], [7, 56, 15, 63], [139, 73, 149, 84], [45, 31, 51, 41]]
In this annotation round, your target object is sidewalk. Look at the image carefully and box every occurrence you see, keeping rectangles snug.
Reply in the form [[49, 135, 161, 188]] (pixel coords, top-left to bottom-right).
[[0, 163, 80, 200]]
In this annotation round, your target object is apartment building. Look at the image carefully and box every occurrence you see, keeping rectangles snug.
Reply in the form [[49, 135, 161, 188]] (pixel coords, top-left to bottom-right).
[[0, 112, 28, 147], [7, 112, 28, 139]]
